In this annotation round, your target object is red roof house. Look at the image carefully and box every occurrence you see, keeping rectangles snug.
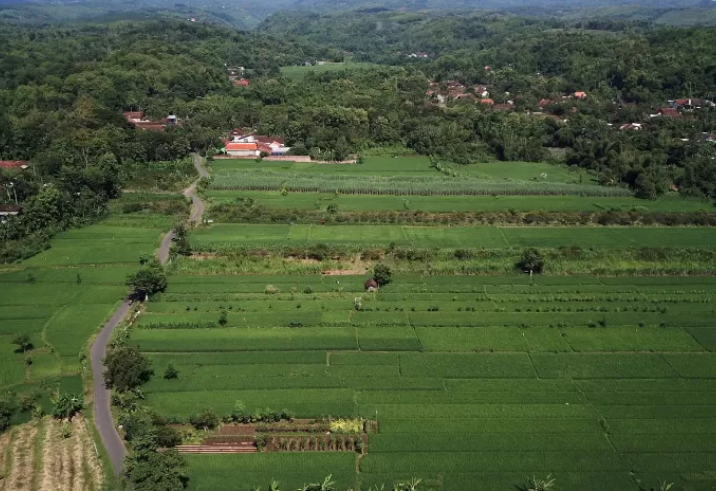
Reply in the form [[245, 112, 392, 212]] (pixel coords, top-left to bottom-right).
[[0, 161, 29, 170], [659, 108, 681, 118], [233, 78, 250, 87], [479, 99, 495, 105], [538, 99, 554, 109]]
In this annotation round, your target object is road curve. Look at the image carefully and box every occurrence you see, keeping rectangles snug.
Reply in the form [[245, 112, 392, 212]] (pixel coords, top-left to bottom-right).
[[91, 153, 207, 474]]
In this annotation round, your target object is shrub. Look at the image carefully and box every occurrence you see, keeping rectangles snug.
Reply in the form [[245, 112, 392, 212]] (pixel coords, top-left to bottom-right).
[[373, 263, 393, 286], [189, 410, 219, 430], [164, 363, 179, 380], [517, 248, 544, 274]]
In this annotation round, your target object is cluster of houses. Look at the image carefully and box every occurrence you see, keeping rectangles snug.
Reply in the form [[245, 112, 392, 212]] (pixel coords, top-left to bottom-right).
[[122, 111, 179, 131], [223, 130, 291, 157], [427, 81, 592, 115], [396, 51, 431, 59]]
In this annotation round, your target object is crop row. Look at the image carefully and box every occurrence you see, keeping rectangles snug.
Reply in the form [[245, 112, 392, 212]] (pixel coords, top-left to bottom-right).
[[209, 170, 633, 197]]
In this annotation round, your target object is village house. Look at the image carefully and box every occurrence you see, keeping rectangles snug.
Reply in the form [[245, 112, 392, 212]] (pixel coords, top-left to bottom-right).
[[227, 67, 245, 82], [0, 160, 30, 171], [233, 78, 250, 87], [122, 111, 178, 131], [0, 204, 20, 222], [225, 130, 291, 157], [619, 123, 644, 131]]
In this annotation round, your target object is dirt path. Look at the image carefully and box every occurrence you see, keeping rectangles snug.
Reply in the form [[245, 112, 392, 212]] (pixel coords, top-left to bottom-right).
[[90, 153, 207, 474]]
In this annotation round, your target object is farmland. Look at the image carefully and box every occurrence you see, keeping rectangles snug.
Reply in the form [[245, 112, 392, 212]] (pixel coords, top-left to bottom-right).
[[206, 156, 632, 197], [0, 214, 164, 422], [132, 274, 716, 491], [189, 223, 716, 249], [205, 190, 712, 213], [280, 61, 379, 80], [0, 416, 104, 491]]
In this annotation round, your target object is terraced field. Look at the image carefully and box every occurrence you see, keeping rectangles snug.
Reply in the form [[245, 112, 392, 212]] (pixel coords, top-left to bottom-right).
[[190, 223, 716, 249], [135, 274, 716, 491], [0, 219, 163, 406]]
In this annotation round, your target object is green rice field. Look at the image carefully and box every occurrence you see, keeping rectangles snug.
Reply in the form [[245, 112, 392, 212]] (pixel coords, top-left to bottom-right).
[[134, 274, 716, 491], [0, 219, 163, 393], [205, 190, 713, 213], [189, 223, 716, 249], [280, 61, 379, 80]]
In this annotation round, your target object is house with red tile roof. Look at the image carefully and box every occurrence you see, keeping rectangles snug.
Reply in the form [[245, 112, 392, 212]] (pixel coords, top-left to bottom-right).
[[574, 91, 587, 100], [225, 131, 290, 157], [658, 108, 681, 118], [233, 78, 250, 87], [0, 161, 30, 170]]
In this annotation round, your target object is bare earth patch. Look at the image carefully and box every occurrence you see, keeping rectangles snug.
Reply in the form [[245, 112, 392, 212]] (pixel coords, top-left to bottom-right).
[[5, 417, 103, 491], [5, 421, 39, 491]]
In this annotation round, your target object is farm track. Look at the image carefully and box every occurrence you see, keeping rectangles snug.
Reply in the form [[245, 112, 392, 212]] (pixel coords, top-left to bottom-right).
[[91, 153, 207, 474]]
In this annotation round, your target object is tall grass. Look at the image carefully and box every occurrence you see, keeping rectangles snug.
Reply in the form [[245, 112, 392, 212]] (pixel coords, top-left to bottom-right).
[[210, 170, 633, 197]]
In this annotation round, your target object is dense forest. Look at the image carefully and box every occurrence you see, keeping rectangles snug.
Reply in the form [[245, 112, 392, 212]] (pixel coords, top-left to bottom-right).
[[3, 15, 716, 262]]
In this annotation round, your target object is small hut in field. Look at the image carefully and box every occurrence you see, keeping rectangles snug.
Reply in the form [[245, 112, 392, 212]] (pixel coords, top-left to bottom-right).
[[364, 278, 379, 292]]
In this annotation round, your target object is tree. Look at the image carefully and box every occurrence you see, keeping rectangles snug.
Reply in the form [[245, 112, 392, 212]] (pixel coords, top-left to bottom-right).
[[189, 410, 219, 430], [104, 344, 154, 392], [373, 263, 393, 286], [218, 310, 228, 327], [126, 261, 167, 300], [52, 393, 83, 420], [125, 448, 188, 491], [164, 363, 178, 380], [517, 248, 544, 275], [0, 396, 14, 431], [172, 221, 192, 256], [12, 332, 32, 353]]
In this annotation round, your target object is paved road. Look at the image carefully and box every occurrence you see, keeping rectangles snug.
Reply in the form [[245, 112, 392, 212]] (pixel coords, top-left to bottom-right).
[[91, 153, 207, 474]]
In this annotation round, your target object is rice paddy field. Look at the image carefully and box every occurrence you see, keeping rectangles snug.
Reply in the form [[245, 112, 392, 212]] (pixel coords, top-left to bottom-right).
[[135, 274, 716, 491], [280, 61, 379, 80], [189, 223, 716, 249], [207, 156, 631, 197], [0, 217, 164, 400], [205, 190, 713, 213]]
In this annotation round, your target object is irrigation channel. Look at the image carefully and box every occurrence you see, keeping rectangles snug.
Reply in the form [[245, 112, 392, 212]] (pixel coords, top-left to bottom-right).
[[90, 153, 207, 473]]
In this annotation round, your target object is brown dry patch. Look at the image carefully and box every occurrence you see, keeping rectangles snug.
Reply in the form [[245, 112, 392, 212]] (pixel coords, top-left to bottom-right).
[[38, 417, 103, 491], [321, 269, 366, 276], [0, 431, 11, 488], [189, 253, 219, 260], [5, 421, 39, 491]]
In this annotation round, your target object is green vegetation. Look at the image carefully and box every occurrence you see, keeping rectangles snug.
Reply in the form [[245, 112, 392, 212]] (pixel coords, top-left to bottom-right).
[[280, 60, 379, 80], [128, 274, 716, 491]]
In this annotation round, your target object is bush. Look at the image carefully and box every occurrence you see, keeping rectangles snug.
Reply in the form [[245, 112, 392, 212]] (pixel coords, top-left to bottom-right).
[[164, 363, 178, 380], [373, 263, 393, 286], [189, 410, 219, 430], [517, 248, 544, 274]]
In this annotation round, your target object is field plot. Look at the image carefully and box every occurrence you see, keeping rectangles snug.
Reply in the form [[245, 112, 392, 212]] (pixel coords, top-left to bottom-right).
[[190, 223, 716, 249], [205, 190, 712, 213], [0, 216, 163, 425], [210, 156, 433, 176], [280, 61, 378, 80], [135, 274, 716, 491], [0, 416, 104, 491]]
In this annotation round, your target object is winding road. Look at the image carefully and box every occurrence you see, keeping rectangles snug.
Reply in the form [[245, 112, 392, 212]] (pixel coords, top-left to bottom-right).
[[91, 153, 208, 473]]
